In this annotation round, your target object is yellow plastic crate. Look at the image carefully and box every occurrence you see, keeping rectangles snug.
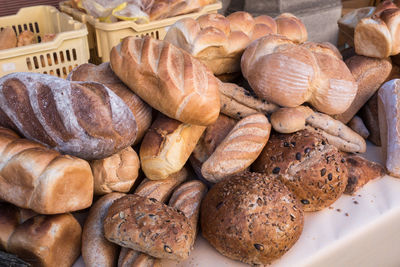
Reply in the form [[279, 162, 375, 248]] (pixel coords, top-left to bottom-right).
[[0, 5, 89, 78], [60, 1, 222, 63]]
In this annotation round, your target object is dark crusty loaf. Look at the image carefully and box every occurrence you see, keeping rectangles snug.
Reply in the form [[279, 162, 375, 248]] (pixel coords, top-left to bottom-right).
[[104, 194, 195, 261], [359, 92, 381, 146], [252, 130, 348, 211], [344, 154, 386, 195], [0, 72, 137, 160], [68, 63, 152, 145], [201, 172, 303, 265], [0, 203, 20, 250]]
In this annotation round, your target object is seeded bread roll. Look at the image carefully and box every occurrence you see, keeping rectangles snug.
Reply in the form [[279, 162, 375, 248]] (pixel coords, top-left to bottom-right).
[[104, 194, 195, 261], [82, 193, 125, 267], [201, 113, 271, 183], [201, 172, 303, 265], [252, 130, 348, 211], [91, 146, 140, 195]]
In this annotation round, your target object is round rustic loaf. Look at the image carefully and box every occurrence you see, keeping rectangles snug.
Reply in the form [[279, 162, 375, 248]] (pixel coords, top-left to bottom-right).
[[201, 172, 303, 265], [252, 129, 348, 211]]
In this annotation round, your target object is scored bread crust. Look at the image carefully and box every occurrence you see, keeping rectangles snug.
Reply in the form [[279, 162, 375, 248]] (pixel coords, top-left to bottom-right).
[[110, 36, 220, 126], [164, 12, 306, 76]]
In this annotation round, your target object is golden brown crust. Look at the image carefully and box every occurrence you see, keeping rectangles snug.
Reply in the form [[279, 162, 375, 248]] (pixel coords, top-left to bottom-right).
[[252, 130, 348, 211], [0, 27, 17, 50], [104, 194, 195, 261], [201, 172, 303, 265], [17, 31, 35, 47], [110, 36, 220, 126], [275, 13, 308, 43], [344, 155, 385, 195], [8, 214, 81, 267]]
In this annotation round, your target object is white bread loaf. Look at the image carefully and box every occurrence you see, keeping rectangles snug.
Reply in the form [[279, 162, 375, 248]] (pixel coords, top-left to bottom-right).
[[82, 193, 125, 267], [140, 114, 205, 180], [354, 1, 400, 58], [201, 113, 271, 183], [0, 127, 93, 214], [378, 79, 400, 177], [7, 213, 81, 267], [241, 35, 358, 115], [164, 12, 306, 76], [91, 146, 140, 195], [110, 36, 220, 126], [0, 72, 138, 160]]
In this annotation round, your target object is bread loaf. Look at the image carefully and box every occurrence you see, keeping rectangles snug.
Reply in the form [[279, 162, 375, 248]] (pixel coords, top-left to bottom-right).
[[344, 155, 385, 194], [140, 114, 205, 180], [252, 130, 348, 211], [201, 113, 271, 183], [7, 214, 81, 267], [0, 203, 20, 250], [348, 116, 370, 139], [17, 31, 35, 47], [360, 92, 381, 145], [354, 1, 400, 58], [91, 146, 140, 195], [201, 172, 303, 265], [118, 249, 161, 267], [0, 27, 17, 50], [219, 81, 279, 120], [164, 12, 306, 77], [0, 127, 93, 214], [241, 35, 358, 115], [82, 193, 125, 267], [0, 72, 137, 160], [104, 194, 195, 261], [68, 63, 152, 144], [334, 55, 392, 123], [378, 79, 400, 177], [271, 106, 314, 133], [110, 36, 220, 126]]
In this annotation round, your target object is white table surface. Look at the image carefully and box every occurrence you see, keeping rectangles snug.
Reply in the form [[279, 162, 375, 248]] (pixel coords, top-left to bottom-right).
[[74, 142, 400, 267]]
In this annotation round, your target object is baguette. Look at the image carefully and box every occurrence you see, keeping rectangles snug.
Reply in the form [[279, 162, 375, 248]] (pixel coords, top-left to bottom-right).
[[110, 36, 220, 126], [82, 193, 125, 267], [0, 127, 93, 214], [0, 72, 137, 160], [201, 113, 271, 183]]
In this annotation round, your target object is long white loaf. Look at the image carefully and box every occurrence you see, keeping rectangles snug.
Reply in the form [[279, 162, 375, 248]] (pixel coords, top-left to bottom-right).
[[201, 113, 271, 183]]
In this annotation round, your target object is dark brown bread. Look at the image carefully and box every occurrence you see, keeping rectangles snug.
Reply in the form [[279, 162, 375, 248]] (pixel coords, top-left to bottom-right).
[[68, 63, 152, 145], [359, 92, 381, 146], [201, 172, 303, 265], [0, 72, 137, 160], [252, 130, 348, 211], [344, 154, 386, 194], [104, 194, 195, 261], [0, 203, 20, 250]]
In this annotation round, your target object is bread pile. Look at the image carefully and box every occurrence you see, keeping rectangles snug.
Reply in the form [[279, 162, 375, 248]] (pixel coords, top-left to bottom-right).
[[0, 27, 56, 51], [0, 5, 395, 266], [165, 11, 307, 78]]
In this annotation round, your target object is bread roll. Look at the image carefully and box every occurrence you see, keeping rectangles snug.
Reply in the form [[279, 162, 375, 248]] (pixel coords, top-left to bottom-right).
[[104, 194, 195, 261], [348, 116, 370, 139], [68, 63, 152, 144], [241, 35, 358, 115], [201, 172, 303, 265], [110, 36, 220, 126], [219, 81, 279, 120], [0, 72, 137, 160], [344, 155, 386, 195], [118, 249, 160, 267], [82, 193, 125, 267], [140, 114, 205, 180], [253, 130, 348, 211], [334, 55, 392, 123], [91, 147, 140, 195], [0, 127, 93, 214], [0, 27, 17, 50], [17, 31, 35, 47], [378, 79, 400, 177], [7, 214, 81, 267], [271, 106, 314, 133], [275, 13, 308, 43], [201, 113, 271, 183]]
